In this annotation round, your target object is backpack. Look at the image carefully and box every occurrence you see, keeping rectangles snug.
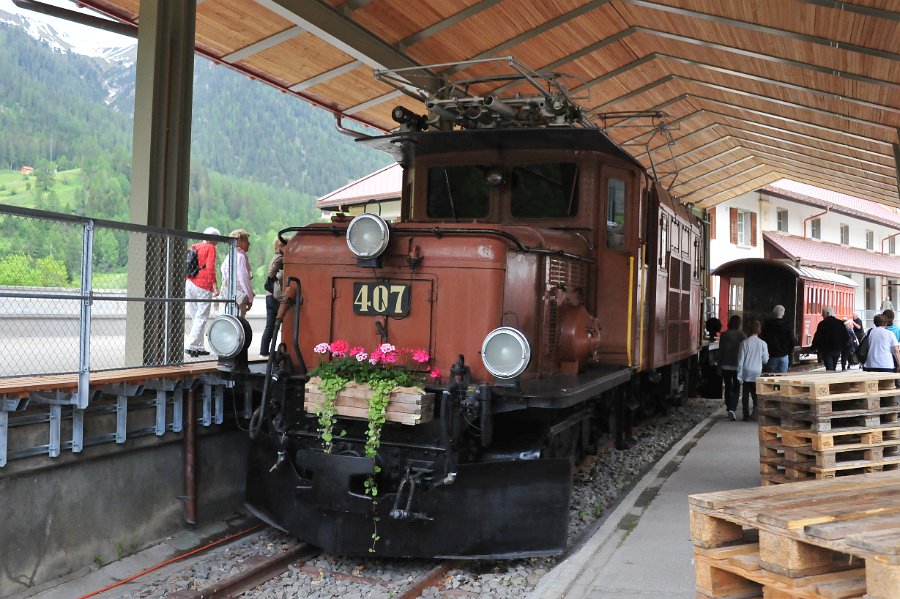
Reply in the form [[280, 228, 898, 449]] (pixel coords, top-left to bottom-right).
[[186, 245, 201, 278], [856, 329, 871, 364]]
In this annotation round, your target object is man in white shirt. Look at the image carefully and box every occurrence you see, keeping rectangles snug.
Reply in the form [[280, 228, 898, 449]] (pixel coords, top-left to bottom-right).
[[737, 320, 769, 422], [221, 229, 254, 318], [863, 313, 900, 373]]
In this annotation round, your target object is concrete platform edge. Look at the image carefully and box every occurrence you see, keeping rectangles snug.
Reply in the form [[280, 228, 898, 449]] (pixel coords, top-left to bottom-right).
[[529, 406, 724, 599]]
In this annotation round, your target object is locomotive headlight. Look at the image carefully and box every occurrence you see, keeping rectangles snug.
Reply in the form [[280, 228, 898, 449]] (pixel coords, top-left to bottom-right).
[[207, 314, 250, 359], [481, 327, 531, 379], [346, 213, 390, 258]]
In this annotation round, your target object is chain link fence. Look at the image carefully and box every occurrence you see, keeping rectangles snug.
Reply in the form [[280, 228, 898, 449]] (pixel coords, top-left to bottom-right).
[[0, 204, 237, 378]]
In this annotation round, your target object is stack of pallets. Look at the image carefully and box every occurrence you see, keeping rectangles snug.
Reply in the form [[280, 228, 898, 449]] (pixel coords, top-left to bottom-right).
[[755, 372, 900, 485], [690, 471, 900, 599]]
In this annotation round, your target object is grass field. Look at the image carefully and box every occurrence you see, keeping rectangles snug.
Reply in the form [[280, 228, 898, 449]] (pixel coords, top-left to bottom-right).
[[0, 168, 83, 210]]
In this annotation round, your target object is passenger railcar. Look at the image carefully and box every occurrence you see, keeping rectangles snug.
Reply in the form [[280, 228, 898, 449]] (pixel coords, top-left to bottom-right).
[[712, 258, 856, 347], [209, 60, 708, 558]]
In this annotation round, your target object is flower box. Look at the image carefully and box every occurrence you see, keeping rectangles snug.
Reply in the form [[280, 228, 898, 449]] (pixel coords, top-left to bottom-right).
[[304, 377, 435, 426]]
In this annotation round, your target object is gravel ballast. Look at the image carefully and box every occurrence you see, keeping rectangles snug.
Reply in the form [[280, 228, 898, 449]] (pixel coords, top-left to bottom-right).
[[115, 396, 722, 598]]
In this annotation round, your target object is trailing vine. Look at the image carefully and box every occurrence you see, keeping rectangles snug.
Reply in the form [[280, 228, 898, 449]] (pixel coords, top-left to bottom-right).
[[315, 375, 347, 453], [362, 378, 395, 552]]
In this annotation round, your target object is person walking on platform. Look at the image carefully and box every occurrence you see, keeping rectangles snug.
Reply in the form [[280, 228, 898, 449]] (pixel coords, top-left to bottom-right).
[[884, 309, 900, 342], [760, 304, 794, 373], [810, 307, 848, 371], [185, 227, 221, 357], [863, 313, 900, 373], [260, 235, 285, 356], [719, 315, 746, 421], [221, 229, 254, 318], [851, 311, 865, 343], [737, 320, 769, 421]]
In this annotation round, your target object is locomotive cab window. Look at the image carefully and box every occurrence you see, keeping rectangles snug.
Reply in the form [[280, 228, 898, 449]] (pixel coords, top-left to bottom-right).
[[427, 166, 491, 219], [510, 162, 579, 218], [606, 178, 626, 249]]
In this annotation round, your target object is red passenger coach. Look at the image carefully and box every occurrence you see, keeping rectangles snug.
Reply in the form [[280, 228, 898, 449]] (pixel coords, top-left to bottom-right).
[[712, 258, 856, 347]]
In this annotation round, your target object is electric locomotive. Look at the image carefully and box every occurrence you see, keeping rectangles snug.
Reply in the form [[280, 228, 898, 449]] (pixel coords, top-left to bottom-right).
[[208, 59, 707, 559]]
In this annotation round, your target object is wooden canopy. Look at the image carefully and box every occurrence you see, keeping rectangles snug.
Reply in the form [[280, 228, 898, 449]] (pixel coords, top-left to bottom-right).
[[79, 0, 900, 209]]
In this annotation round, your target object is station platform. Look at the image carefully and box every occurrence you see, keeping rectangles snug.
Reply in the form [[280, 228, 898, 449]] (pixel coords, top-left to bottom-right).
[[533, 406, 759, 599]]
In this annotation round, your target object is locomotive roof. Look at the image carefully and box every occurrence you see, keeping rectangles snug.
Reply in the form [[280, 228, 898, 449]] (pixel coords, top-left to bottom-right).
[[357, 127, 644, 171]]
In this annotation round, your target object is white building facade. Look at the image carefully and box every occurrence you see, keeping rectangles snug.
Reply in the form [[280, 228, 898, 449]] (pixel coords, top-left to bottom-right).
[[709, 180, 900, 324]]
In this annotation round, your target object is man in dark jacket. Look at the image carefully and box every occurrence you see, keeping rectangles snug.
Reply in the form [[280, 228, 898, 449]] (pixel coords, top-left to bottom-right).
[[760, 305, 795, 373], [810, 307, 849, 371]]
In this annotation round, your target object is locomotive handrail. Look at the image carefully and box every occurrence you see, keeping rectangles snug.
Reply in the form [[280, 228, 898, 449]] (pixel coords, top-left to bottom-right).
[[277, 225, 595, 263]]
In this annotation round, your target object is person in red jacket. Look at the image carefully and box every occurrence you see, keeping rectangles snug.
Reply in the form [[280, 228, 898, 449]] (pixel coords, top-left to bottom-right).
[[185, 227, 221, 357]]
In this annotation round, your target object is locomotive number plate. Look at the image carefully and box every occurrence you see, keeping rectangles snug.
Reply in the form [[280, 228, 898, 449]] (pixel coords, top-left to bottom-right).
[[352, 282, 410, 316]]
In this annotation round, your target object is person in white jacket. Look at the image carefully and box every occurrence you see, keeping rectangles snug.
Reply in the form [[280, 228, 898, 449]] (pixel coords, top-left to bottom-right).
[[221, 229, 254, 318], [737, 320, 769, 422]]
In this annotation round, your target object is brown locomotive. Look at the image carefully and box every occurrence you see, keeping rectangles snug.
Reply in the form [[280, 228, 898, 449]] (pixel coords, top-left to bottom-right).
[[210, 59, 707, 558]]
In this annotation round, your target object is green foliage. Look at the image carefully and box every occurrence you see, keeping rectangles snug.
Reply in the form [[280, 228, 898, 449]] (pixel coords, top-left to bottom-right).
[[0, 22, 394, 292], [0, 253, 69, 286]]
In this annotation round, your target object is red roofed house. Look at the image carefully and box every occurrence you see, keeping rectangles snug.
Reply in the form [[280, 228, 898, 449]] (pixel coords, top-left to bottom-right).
[[709, 179, 900, 325], [316, 163, 401, 222]]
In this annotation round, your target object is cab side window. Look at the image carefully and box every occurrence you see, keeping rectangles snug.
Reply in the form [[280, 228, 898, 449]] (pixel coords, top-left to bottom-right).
[[607, 178, 626, 249]]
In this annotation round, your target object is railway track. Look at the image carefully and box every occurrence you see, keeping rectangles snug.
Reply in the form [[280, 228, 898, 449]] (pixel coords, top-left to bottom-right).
[[166, 539, 465, 599], [97, 396, 719, 598]]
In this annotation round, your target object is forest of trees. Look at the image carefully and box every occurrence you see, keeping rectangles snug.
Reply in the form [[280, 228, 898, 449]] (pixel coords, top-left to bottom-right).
[[0, 22, 393, 289]]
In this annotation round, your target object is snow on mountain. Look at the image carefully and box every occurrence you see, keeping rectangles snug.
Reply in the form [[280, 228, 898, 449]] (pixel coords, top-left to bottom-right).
[[0, 1, 136, 106], [0, 1, 135, 64]]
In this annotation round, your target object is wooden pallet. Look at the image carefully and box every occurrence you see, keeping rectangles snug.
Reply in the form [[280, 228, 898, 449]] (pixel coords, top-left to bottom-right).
[[784, 442, 900, 469], [756, 372, 900, 400], [760, 392, 900, 418], [690, 471, 900, 599], [782, 426, 900, 451], [760, 407, 900, 433]]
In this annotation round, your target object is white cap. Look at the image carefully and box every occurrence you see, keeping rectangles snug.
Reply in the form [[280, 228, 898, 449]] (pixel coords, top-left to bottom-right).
[[203, 227, 221, 237]]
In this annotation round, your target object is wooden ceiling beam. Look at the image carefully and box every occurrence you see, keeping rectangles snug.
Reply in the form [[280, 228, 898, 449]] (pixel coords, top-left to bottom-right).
[[579, 54, 899, 123], [440, 0, 614, 76], [693, 171, 789, 206], [622, 0, 900, 62], [631, 27, 898, 90], [288, 61, 362, 92], [254, 0, 421, 72], [675, 160, 767, 198], [720, 124, 896, 174], [692, 95, 894, 147], [398, 0, 505, 51], [695, 107, 894, 162], [220, 26, 304, 64], [746, 151, 899, 200], [777, 0, 900, 22], [733, 137, 897, 184]]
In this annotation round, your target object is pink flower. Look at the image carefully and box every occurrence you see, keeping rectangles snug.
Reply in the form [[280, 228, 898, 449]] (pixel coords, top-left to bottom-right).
[[329, 339, 349, 355], [428, 368, 441, 379], [313, 342, 330, 354], [412, 349, 430, 363], [355, 352, 368, 362], [383, 352, 399, 364], [369, 349, 383, 364], [349, 346, 365, 357], [369, 355, 380, 365], [379, 343, 396, 354]]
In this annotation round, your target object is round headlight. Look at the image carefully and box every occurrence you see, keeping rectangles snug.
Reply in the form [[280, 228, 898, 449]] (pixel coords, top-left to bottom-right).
[[481, 327, 531, 379], [207, 315, 247, 358], [346, 213, 390, 258]]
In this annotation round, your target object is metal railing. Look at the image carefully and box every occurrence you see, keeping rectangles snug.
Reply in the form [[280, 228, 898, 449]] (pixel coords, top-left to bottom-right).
[[0, 204, 237, 406]]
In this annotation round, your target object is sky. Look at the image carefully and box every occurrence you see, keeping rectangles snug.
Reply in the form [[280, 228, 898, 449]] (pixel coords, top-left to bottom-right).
[[0, 0, 134, 53]]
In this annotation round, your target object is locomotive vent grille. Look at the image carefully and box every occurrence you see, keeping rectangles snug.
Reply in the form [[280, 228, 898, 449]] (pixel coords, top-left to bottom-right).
[[545, 257, 588, 355]]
